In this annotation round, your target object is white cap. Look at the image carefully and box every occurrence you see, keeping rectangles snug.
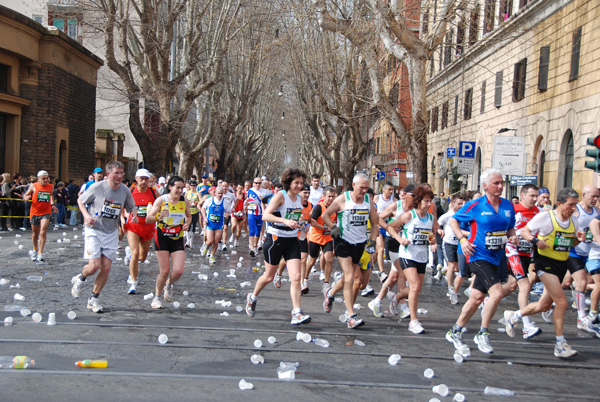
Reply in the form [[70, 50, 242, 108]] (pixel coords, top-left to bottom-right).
[[158, 176, 166, 184], [135, 168, 151, 178], [261, 176, 267, 181], [37, 170, 49, 177]]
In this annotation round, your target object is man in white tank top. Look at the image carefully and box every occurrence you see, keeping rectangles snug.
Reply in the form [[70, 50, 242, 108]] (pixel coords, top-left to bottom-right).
[[322, 173, 379, 329]]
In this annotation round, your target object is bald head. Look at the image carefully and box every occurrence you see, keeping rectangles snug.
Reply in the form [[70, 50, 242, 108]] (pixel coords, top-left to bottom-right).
[[581, 185, 598, 208]]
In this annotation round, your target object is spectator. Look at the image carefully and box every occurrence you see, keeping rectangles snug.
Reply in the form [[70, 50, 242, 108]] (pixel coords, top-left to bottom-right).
[[21, 178, 31, 229], [0, 172, 11, 231], [53, 181, 69, 227]]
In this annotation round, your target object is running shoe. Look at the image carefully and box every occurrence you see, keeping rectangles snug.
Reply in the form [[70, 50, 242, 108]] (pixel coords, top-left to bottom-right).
[[379, 271, 389, 283], [246, 293, 256, 317], [474, 332, 493, 354], [577, 316, 600, 338], [290, 310, 311, 325], [554, 340, 577, 358], [128, 281, 138, 295], [542, 308, 554, 323], [504, 310, 516, 338], [200, 245, 208, 257], [400, 307, 411, 320], [360, 283, 374, 297], [36, 254, 46, 265], [228, 235, 234, 243], [434, 271, 443, 281], [29, 250, 37, 261], [233, 240, 238, 247], [127, 275, 134, 285], [368, 299, 383, 318], [319, 271, 325, 281], [450, 291, 459, 305], [163, 284, 173, 302], [446, 330, 470, 356], [301, 279, 309, 295], [257, 240, 263, 250], [249, 249, 256, 257], [87, 297, 103, 313], [388, 292, 400, 315], [209, 255, 216, 265], [273, 273, 282, 288], [221, 243, 228, 251], [522, 325, 542, 339], [590, 312, 599, 324], [71, 274, 85, 298], [408, 319, 425, 334], [323, 291, 335, 313], [151, 296, 163, 309], [347, 314, 365, 329]]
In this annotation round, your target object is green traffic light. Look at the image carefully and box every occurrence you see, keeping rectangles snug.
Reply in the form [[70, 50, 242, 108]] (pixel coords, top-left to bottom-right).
[[585, 136, 600, 172]]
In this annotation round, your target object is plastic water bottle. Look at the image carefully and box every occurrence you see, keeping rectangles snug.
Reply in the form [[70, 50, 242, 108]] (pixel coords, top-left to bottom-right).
[[313, 338, 329, 348], [299, 223, 309, 241], [0, 356, 35, 369], [27, 276, 43, 282], [75, 359, 107, 368], [484, 386, 514, 397]]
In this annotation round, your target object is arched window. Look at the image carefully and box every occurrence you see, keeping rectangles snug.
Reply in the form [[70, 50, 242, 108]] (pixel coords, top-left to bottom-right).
[[558, 130, 574, 189]]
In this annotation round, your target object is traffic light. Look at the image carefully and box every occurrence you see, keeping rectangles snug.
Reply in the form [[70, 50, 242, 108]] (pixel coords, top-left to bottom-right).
[[585, 136, 600, 172]]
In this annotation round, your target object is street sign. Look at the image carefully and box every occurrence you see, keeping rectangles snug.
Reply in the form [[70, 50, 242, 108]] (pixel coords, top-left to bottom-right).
[[446, 148, 456, 161], [457, 158, 475, 175], [389, 169, 397, 177], [458, 141, 476, 158], [510, 176, 538, 186], [376, 171, 385, 181], [395, 167, 402, 172], [492, 136, 525, 176]]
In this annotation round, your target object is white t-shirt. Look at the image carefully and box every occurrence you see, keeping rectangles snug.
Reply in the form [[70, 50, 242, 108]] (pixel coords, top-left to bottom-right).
[[309, 187, 323, 206], [438, 210, 459, 245], [527, 210, 579, 237]]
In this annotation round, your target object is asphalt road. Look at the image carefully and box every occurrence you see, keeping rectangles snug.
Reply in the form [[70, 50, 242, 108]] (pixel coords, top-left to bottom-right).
[[0, 226, 599, 401]]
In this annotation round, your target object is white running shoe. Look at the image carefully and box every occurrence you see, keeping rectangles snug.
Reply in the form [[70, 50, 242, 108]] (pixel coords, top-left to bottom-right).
[[400, 308, 410, 320], [319, 271, 325, 281], [368, 299, 383, 318], [577, 316, 600, 338], [554, 340, 577, 358], [151, 296, 163, 309], [450, 291, 459, 305], [522, 324, 542, 339], [29, 250, 37, 261], [87, 297, 103, 313], [228, 235, 234, 243], [290, 310, 311, 325], [71, 274, 85, 298], [474, 332, 493, 354], [209, 255, 216, 265], [360, 283, 374, 297], [200, 245, 208, 257], [542, 308, 554, 323], [128, 281, 138, 295], [273, 273, 282, 288], [388, 292, 399, 315], [408, 319, 425, 334], [163, 284, 173, 302]]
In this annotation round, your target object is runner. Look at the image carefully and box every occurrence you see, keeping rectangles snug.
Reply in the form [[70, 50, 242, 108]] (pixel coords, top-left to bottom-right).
[[145, 176, 191, 308], [245, 168, 311, 325], [71, 161, 137, 313], [230, 184, 245, 247], [200, 186, 230, 264], [374, 182, 395, 283], [536, 187, 552, 211], [299, 185, 312, 294], [586, 216, 600, 331], [437, 193, 467, 305], [304, 186, 337, 293], [504, 188, 585, 357], [386, 185, 436, 334], [245, 177, 263, 257], [445, 169, 517, 355], [78, 167, 103, 195], [567, 185, 599, 332], [22, 170, 58, 264], [220, 180, 236, 251], [322, 173, 379, 329], [122, 169, 158, 294], [308, 174, 323, 207], [185, 180, 201, 248]]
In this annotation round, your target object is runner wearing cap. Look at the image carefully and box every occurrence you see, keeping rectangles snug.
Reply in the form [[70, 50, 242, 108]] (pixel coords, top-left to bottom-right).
[[23, 170, 58, 264], [79, 167, 104, 195], [122, 169, 158, 294]]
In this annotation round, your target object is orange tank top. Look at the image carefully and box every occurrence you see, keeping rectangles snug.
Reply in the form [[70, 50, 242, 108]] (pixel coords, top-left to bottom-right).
[[308, 201, 337, 245], [30, 182, 54, 217]]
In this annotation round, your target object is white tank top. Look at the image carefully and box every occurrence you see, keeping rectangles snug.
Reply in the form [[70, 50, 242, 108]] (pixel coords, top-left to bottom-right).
[[399, 209, 433, 263], [337, 191, 370, 244], [376, 193, 395, 214], [267, 190, 303, 238], [573, 204, 599, 257]]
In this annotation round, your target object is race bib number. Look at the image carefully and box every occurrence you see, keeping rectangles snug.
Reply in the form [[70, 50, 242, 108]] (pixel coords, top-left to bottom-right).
[[209, 214, 221, 223], [516, 235, 532, 253], [285, 208, 302, 222], [136, 205, 148, 218], [247, 203, 257, 212], [161, 225, 182, 238], [348, 209, 369, 226], [37, 191, 51, 203], [485, 230, 507, 250], [584, 227, 593, 244], [554, 231, 574, 251], [101, 200, 122, 219], [234, 211, 243, 218], [412, 228, 430, 245]]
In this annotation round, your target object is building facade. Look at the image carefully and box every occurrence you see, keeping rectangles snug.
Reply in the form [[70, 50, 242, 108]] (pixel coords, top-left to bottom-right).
[[0, 5, 101, 180], [426, 0, 599, 199]]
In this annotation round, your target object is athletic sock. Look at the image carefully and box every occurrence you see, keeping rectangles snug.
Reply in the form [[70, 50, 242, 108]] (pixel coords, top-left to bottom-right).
[[575, 291, 586, 319]]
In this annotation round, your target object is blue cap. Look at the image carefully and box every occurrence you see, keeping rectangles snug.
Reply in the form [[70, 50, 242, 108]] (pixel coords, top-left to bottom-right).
[[539, 187, 550, 194], [94, 167, 103, 173]]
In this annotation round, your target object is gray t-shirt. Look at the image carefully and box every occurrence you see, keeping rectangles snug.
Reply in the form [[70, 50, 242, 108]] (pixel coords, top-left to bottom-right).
[[79, 181, 135, 233]]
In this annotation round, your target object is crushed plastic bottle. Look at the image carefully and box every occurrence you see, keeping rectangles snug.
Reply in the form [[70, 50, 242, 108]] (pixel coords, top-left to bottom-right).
[[277, 362, 298, 380], [484, 386, 514, 397], [354, 339, 365, 347], [238, 379, 254, 390], [417, 308, 428, 315], [0, 356, 35, 369], [27, 276, 43, 282], [296, 331, 311, 343], [198, 274, 208, 280], [75, 359, 107, 368], [313, 338, 329, 348]]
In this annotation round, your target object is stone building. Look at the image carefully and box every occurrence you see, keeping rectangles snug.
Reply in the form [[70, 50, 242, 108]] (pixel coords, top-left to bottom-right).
[[0, 5, 101, 181], [426, 0, 599, 199]]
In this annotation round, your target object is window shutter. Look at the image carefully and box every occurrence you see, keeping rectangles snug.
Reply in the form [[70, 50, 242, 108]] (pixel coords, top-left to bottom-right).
[[538, 46, 550, 91], [569, 27, 582, 81], [495, 71, 503, 108]]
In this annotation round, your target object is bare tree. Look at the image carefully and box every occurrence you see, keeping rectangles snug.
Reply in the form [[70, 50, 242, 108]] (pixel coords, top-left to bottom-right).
[[312, 0, 457, 183], [85, 0, 242, 174]]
